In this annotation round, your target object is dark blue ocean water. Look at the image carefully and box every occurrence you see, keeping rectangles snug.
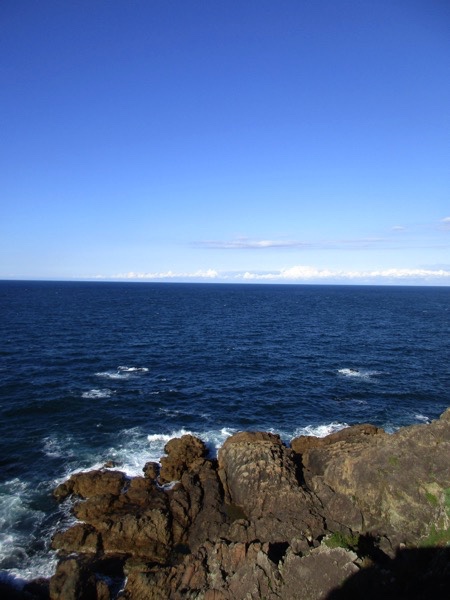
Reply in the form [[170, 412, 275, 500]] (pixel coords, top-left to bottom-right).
[[1, 281, 449, 582]]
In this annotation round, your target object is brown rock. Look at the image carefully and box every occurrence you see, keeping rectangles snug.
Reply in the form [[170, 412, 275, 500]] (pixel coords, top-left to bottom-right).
[[53, 470, 126, 501], [291, 423, 384, 455], [218, 431, 325, 543], [143, 461, 160, 479], [48, 409, 450, 600], [49, 557, 97, 600], [279, 545, 359, 599], [71, 484, 172, 562], [51, 523, 101, 555], [302, 409, 450, 544], [159, 434, 207, 483], [169, 458, 227, 550]]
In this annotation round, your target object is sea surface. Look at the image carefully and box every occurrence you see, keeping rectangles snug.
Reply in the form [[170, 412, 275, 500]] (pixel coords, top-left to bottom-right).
[[1, 281, 449, 584]]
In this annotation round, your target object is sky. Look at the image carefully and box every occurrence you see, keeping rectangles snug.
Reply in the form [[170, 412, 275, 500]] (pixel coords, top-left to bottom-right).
[[1, 0, 449, 285]]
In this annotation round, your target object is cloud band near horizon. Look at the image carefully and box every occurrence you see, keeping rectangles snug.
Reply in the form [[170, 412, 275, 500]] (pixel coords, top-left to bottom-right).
[[101, 265, 450, 283]]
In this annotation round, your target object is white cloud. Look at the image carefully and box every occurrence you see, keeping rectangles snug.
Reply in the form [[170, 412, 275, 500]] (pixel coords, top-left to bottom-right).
[[112, 269, 219, 280], [234, 266, 450, 282], [94, 265, 450, 284]]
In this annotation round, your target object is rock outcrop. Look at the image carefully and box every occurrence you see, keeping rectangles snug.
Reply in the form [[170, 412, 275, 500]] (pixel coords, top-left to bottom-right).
[[44, 408, 450, 600], [299, 410, 450, 549]]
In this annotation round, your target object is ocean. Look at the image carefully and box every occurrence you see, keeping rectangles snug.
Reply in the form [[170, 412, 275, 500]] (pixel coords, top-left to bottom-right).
[[1, 281, 449, 584]]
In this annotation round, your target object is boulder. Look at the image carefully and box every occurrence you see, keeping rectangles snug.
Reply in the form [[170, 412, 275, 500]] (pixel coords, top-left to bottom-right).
[[279, 545, 359, 599], [159, 434, 207, 483], [53, 470, 126, 502]]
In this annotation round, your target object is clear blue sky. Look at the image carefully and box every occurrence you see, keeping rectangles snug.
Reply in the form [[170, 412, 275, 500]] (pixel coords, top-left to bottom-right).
[[1, 0, 449, 284]]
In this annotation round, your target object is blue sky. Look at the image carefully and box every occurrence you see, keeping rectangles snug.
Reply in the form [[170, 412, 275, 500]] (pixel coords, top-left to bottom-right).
[[1, 0, 449, 284]]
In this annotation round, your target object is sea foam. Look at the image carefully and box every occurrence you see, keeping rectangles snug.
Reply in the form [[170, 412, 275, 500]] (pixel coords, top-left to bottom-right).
[[338, 368, 380, 380], [0, 479, 57, 581], [292, 422, 349, 438], [81, 388, 114, 399], [95, 366, 149, 380]]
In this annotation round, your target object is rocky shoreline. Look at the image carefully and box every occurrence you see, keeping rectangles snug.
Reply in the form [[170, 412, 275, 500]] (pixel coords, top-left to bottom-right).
[[8, 409, 450, 599]]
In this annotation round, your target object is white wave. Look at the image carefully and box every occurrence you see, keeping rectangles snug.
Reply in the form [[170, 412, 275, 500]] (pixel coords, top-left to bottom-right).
[[292, 422, 349, 438], [0, 479, 57, 581], [42, 434, 77, 459], [147, 428, 193, 444], [201, 427, 237, 452], [81, 388, 114, 399], [338, 368, 380, 379], [118, 366, 149, 373], [67, 428, 194, 478], [414, 414, 430, 423], [95, 366, 149, 380], [95, 370, 130, 380], [63, 426, 237, 480], [147, 433, 174, 443]]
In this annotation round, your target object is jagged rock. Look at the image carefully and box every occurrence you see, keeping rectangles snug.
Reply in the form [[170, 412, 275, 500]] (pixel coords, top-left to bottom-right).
[[168, 458, 227, 550], [52, 523, 101, 554], [73, 481, 172, 562], [48, 409, 450, 600], [50, 557, 97, 600], [217, 431, 325, 543], [53, 470, 126, 502], [159, 434, 207, 483], [143, 461, 160, 479]]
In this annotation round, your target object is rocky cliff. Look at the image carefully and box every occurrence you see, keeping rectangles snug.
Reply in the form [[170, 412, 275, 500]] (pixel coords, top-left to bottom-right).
[[20, 408, 450, 599]]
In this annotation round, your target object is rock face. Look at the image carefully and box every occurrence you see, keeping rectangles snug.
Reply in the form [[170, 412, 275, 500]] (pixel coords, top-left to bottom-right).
[[300, 409, 450, 548], [46, 408, 450, 600], [217, 431, 324, 543]]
